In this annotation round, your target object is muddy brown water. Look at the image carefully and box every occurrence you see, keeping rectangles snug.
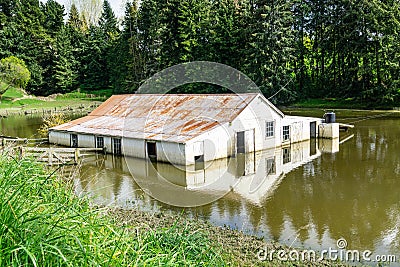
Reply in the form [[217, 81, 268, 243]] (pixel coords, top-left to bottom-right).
[[1, 111, 399, 264]]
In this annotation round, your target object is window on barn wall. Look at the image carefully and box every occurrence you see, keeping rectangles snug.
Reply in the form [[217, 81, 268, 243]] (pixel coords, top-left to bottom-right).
[[265, 121, 275, 138], [96, 136, 104, 148], [266, 157, 276, 175], [283, 125, 290, 142], [283, 147, 291, 164], [194, 155, 205, 171], [112, 138, 122, 155], [71, 134, 78, 148]]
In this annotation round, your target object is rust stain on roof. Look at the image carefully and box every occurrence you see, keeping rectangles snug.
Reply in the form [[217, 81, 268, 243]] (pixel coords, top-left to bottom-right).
[[51, 93, 259, 143]]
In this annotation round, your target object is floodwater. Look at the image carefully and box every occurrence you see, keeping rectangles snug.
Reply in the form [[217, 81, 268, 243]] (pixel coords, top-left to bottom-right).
[[1, 111, 399, 264]]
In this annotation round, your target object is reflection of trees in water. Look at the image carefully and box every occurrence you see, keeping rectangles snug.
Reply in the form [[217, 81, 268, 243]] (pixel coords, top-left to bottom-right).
[[244, 202, 264, 233], [77, 156, 125, 205], [0, 115, 43, 138], [261, 122, 400, 251]]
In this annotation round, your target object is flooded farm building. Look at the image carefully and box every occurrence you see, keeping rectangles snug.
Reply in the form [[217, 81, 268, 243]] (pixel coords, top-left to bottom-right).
[[49, 93, 333, 165]]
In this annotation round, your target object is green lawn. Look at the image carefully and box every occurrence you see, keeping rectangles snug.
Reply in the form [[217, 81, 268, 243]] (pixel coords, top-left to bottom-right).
[[289, 98, 396, 110], [0, 86, 104, 115], [1, 86, 25, 99]]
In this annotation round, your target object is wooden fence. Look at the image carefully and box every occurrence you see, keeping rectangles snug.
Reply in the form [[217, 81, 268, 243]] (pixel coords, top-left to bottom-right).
[[1, 137, 48, 146], [16, 147, 106, 165]]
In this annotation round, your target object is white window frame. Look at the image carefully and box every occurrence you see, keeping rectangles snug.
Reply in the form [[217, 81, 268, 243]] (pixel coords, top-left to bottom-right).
[[283, 125, 290, 142], [265, 121, 275, 138]]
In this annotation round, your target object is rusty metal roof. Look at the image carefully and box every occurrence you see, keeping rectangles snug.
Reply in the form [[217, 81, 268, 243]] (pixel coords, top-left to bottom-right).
[[51, 94, 261, 143]]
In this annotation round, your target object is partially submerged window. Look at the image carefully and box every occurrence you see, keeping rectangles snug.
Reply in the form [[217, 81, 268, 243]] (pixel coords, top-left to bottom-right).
[[194, 155, 205, 171], [112, 138, 122, 155], [147, 142, 157, 159], [96, 136, 104, 148], [70, 134, 78, 148], [265, 121, 275, 138], [283, 126, 290, 142], [283, 147, 291, 164], [266, 157, 276, 175]]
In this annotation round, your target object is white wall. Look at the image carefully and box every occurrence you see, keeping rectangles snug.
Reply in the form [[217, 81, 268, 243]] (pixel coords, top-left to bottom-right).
[[77, 134, 95, 147], [157, 141, 186, 165], [122, 138, 145, 158], [49, 131, 70, 146]]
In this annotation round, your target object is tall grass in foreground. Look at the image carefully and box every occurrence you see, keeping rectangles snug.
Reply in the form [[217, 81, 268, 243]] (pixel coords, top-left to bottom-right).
[[0, 152, 225, 266]]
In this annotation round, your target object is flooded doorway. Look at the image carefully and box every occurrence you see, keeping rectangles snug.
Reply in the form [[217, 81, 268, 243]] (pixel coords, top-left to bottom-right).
[[236, 129, 255, 175], [146, 141, 157, 160], [310, 121, 317, 138]]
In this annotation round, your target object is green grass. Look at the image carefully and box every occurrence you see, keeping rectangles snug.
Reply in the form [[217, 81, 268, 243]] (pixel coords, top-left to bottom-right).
[[0, 153, 225, 266], [289, 98, 398, 110], [289, 98, 370, 109], [2, 87, 25, 99], [80, 88, 113, 98], [55, 91, 109, 102]]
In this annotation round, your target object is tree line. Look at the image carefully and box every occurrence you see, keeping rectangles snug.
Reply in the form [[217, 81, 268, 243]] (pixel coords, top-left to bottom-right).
[[0, 0, 399, 105]]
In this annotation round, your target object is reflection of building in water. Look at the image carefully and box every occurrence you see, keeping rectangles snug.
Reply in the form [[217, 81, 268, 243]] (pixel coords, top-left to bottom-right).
[[234, 139, 339, 206], [75, 138, 339, 207]]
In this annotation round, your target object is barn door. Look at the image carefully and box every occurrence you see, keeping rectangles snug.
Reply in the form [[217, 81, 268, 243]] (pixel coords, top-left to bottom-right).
[[244, 129, 255, 174], [310, 121, 317, 138], [237, 131, 245, 154], [146, 142, 157, 160], [236, 129, 255, 175]]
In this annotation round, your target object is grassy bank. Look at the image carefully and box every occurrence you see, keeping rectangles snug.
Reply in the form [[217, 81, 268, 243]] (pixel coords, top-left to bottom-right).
[[0, 88, 105, 117], [0, 152, 224, 266], [0, 152, 346, 266], [288, 98, 399, 110]]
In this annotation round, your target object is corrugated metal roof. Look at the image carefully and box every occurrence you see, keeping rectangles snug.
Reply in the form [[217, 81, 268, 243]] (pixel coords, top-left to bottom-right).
[[51, 94, 260, 143]]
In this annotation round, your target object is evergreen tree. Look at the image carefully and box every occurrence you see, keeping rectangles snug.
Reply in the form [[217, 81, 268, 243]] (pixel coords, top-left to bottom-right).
[[54, 28, 79, 93], [66, 3, 87, 86], [81, 0, 119, 91], [247, 0, 296, 103], [138, 0, 162, 77], [209, 0, 248, 69], [41, 0, 65, 37], [110, 1, 144, 93]]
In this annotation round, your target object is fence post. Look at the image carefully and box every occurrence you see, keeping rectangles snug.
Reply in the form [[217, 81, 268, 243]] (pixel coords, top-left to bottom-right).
[[18, 146, 23, 160], [49, 147, 53, 166], [74, 149, 79, 164]]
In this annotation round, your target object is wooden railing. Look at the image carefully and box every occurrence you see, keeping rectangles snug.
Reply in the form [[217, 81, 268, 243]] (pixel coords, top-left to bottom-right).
[[16, 147, 106, 165]]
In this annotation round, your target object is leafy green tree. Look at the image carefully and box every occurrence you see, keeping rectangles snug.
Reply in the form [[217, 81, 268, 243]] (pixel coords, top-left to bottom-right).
[[0, 56, 31, 97]]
